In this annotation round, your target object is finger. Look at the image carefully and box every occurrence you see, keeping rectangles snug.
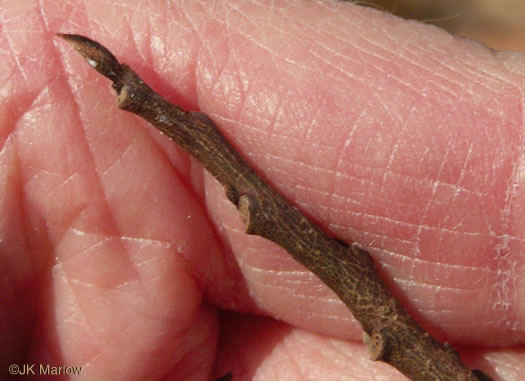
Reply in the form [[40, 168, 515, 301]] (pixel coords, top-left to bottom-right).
[[2, 3, 223, 380], [214, 312, 525, 381], [4, 1, 524, 380], [197, 1, 525, 346]]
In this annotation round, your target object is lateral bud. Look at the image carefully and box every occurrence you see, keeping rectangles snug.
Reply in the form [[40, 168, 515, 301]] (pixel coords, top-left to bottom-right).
[[238, 194, 253, 231], [362, 329, 386, 361]]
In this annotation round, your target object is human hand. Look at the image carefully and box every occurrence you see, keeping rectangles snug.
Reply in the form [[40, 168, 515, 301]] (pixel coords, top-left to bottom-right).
[[2, 1, 524, 380]]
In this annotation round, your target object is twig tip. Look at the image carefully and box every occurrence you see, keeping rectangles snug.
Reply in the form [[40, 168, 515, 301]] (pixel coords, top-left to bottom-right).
[[56, 32, 122, 82]]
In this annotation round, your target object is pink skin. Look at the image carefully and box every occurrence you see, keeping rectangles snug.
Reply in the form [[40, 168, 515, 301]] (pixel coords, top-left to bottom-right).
[[1, 0, 525, 380]]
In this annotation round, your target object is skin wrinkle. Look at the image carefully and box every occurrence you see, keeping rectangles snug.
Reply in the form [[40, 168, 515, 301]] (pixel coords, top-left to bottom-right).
[[4, 27, 29, 90], [376, 92, 404, 127], [235, 251, 354, 324], [36, 0, 50, 30], [264, 154, 334, 184], [100, 144, 134, 177], [280, 336, 304, 380], [394, 49, 458, 96], [55, 170, 82, 193], [329, 203, 492, 238], [68, 229, 177, 257], [494, 118, 522, 331], [214, 55, 245, 116], [335, 89, 378, 170], [196, 44, 224, 109], [68, 234, 113, 259], [55, 262, 90, 335], [341, 44, 424, 98], [460, 59, 510, 93], [53, 200, 91, 245], [266, 94, 288, 153], [21, 96, 92, 251], [254, 282, 331, 304], [428, 48, 501, 99], [120, 234, 176, 248], [66, 271, 122, 294], [22, 164, 65, 187], [207, 52, 232, 106], [390, 70, 465, 267], [214, 0, 525, 355], [226, 4, 263, 40], [422, 146, 475, 277], [4, 81, 49, 147], [59, 94, 126, 262], [86, 278, 150, 319], [66, 278, 170, 352], [380, 248, 490, 273], [4, 144, 35, 281], [126, 22, 140, 65], [140, 17, 155, 81], [171, 327, 215, 381], [52, 37, 209, 372], [231, 28, 285, 73], [5, 0, 525, 378], [77, 319, 130, 370], [492, 67, 524, 334], [180, 4, 208, 88], [67, 82, 193, 310], [146, 130, 196, 204], [395, 277, 488, 293], [309, 48, 367, 88]]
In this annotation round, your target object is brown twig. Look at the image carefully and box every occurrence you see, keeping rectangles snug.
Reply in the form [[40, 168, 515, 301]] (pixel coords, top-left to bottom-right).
[[56, 33, 492, 381]]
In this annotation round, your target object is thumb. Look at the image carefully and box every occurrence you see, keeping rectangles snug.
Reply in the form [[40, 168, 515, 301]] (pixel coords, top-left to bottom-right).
[[201, 0, 525, 348]]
